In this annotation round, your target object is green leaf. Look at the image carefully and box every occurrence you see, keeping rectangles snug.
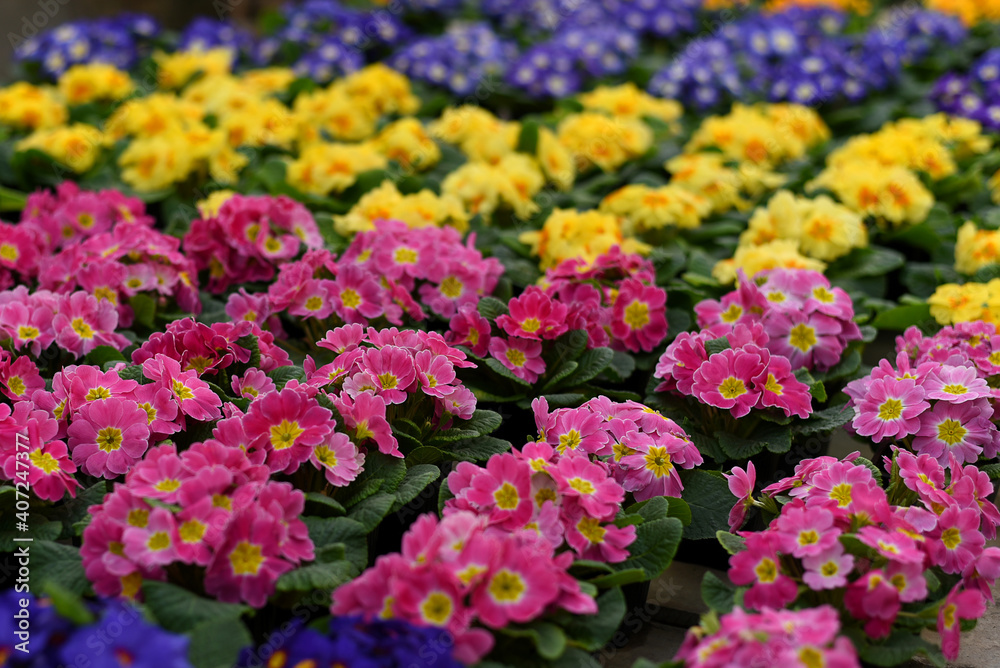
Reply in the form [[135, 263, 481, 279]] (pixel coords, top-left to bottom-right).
[[795, 404, 854, 436], [680, 470, 734, 541], [0, 513, 62, 551], [560, 587, 625, 651], [588, 568, 647, 588], [486, 357, 533, 387], [390, 464, 440, 513], [716, 424, 791, 459], [478, 296, 509, 320], [854, 456, 883, 486], [664, 496, 692, 526], [348, 452, 407, 500], [129, 293, 157, 329], [461, 409, 503, 436], [268, 365, 307, 389], [858, 630, 946, 667], [304, 492, 346, 517], [705, 337, 730, 356], [716, 531, 746, 555], [347, 492, 395, 532], [616, 517, 683, 580], [302, 516, 368, 571], [871, 303, 932, 330], [541, 360, 579, 392], [827, 245, 905, 280], [143, 581, 248, 633], [84, 345, 127, 367], [449, 436, 512, 462], [276, 559, 358, 592], [117, 364, 147, 383], [554, 329, 589, 362], [604, 350, 636, 382], [188, 616, 253, 668], [542, 392, 587, 407], [497, 622, 567, 660], [41, 580, 94, 625], [564, 347, 614, 386], [32, 541, 88, 595], [701, 571, 736, 614], [517, 120, 540, 154]]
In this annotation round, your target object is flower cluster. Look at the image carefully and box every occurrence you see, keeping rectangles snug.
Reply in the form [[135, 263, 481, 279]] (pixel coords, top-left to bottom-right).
[[332, 510, 593, 664], [519, 209, 651, 270], [228, 219, 503, 335], [725, 449, 998, 661], [389, 23, 515, 96], [239, 615, 465, 668], [82, 442, 314, 606], [0, 287, 131, 359], [15, 13, 159, 77], [0, 592, 192, 667], [599, 183, 712, 233], [675, 605, 859, 668], [183, 194, 324, 294], [846, 321, 1000, 463], [934, 48, 1000, 131], [928, 280, 1000, 325], [725, 190, 868, 273]]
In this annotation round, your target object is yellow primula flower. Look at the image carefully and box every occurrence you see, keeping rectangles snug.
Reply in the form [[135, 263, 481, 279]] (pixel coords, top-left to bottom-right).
[[0, 82, 67, 130], [17, 124, 104, 173], [928, 281, 1000, 325], [286, 142, 388, 196], [334, 181, 468, 236], [118, 133, 198, 191], [520, 208, 650, 269], [557, 112, 653, 173], [924, 0, 1000, 26], [373, 118, 441, 173], [57, 63, 134, 105], [429, 106, 519, 164], [577, 82, 683, 124], [441, 154, 545, 221], [154, 47, 235, 90], [105, 93, 205, 140], [536, 127, 575, 190], [600, 184, 711, 233], [197, 190, 237, 218], [955, 221, 1000, 275], [713, 239, 826, 284], [686, 103, 829, 168], [666, 153, 786, 214], [807, 160, 933, 229]]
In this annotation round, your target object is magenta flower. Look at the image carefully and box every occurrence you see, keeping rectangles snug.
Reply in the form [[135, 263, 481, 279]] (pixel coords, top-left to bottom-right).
[[554, 456, 624, 518], [68, 398, 150, 478], [471, 539, 560, 628], [752, 355, 813, 418], [2, 438, 78, 502], [851, 377, 929, 442], [562, 503, 635, 563], [53, 291, 129, 357], [242, 386, 334, 474], [204, 508, 296, 608], [496, 286, 569, 340], [618, 434, 685, 500], [923, 365, 991, 403], [913, 399, 994, 465], [724, 461, 756, 532], [125, 444, 189, 503], [802, 544, 854, 591], [334, 390, 400, 457], [122, 506, 179, 567], [728, 531, 798, 611], [929, 505, 986, 574], [843, 570, 902, 639], [610, 279, 668, 353], [765, 310, 845, 372], [691, 347, 765, 418], [775, 502, 839, 558], [857, 526, 924, 565], [653, 331, 709, 395], [0, 353, 44, 401], [360, 345, 416, 404], [463, 453, 534, 531], [142, 354, 222, 422], [0, 296, 55, 355], [488, 336, 546, 384], [446, 303, 492, 357], [331, 264, 383, 323], [309, 432, 363, 487], [939, 586, 987, 661]]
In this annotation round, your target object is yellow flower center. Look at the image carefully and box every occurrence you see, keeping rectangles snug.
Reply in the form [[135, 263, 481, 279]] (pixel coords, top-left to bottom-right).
[[937, 419, 967, 445], [812, 287, 835, 303], [314, 445, 339, 469], [568, 477, 595, 495], [394, 247, 418, 264], [420, 592, 453, 625], [305, 295, 323, 311], [941, 383, 968, 395], [17, 325, 39, 340], [755, 558, 778, 583], [941, 527, 962, 550], [172, 379, 194, 401], [798, 530, 819, 546], [377, 373, 398, 390], [789, 323, 817, 352], [488, 570, 526, 603], [270, 419, 305, 450], [127, 509, 149, 528], [229, 541, 265, 576], [0, 243, 19, 262], [96, 426, 123, 452], [877, 398, 904, 421], [535, 487, 557, 507], [763, 373, 783, 395], [623, 300, 650, 330], [147, 532, 170, 551], [494, 482, 520, 510], [29, 449, 61, 474], [505, 348, 526, 367], [799, 646, 825, 668], [558, 429, 581, 453], [821, 561, 839, 577], [721, 304, 743, 322], [212, 494, 232, 510], [440, 276, 463, 299], [341, 288, 362, 309], [577, 516, 607, 544], [942, 603, 957, 630], [7, 376, 25, 396], [520, 317, 541, 333], [71, 317, 94, 339], [85, 386, 111, 401], [179, 520, 206, 543], [139, 402, 157, 424], [719, 376, 747, 399], [829, 483, 852, 507], [644, 446, 673, 478]]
